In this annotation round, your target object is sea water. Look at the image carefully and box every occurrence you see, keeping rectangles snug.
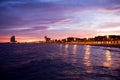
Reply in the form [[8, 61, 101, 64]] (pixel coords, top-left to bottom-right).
[[0, 43, 120, 80]]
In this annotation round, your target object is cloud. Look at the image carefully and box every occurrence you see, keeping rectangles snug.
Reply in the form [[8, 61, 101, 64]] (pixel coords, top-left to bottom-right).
[[99, 23, 120, 28], [0, 15, 23, 29], [111, 0, 120, 4], [0, 0, 116, 11], [18, 26, 49, 31], [96, 22, 120, 32], [0, 0, 120, 42], [1, 26, 49, 32]]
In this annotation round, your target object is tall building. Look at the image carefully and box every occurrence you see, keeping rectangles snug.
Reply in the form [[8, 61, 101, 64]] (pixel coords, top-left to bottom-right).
[[44, 36, 51, 42], [10, 36, 16, 43]]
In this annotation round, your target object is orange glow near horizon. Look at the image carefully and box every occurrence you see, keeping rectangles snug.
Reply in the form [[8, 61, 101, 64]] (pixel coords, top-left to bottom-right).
[[0, 36, 44, 43], [0, 33, 120, 43]]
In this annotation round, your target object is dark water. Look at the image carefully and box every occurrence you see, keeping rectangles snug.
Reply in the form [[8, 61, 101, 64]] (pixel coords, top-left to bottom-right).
[[0, 43, 120, 80]]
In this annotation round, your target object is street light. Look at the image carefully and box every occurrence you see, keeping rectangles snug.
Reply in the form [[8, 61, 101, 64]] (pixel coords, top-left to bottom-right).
[[106, 35, 109, 40]]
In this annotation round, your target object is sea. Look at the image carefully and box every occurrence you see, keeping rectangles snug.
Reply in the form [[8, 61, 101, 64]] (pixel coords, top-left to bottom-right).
[[0, 43, 120, 80]]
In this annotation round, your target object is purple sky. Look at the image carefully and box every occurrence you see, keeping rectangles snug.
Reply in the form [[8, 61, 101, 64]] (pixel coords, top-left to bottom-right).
[[0, 0, 120, 42]]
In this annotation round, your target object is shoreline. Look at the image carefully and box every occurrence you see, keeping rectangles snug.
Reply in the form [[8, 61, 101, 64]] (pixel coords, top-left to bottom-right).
[[90, 44, 120, 48], [65, 42, 120, 48], [0, 42, 120, 48]]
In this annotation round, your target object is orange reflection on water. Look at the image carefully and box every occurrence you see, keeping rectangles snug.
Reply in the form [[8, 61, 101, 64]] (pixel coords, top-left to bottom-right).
[[84, 45, 92, 73], [103, 50, 112, 67], [84, 45, 91, 66], [71, 45, 77, 63], [64, 44, 69, 57], [73, 45, 77, 55], [60, 44, 62, 48], [65, 44, 68, 49]]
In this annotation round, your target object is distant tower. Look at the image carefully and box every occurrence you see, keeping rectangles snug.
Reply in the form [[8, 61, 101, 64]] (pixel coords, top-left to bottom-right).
[[44, 36, 51, 42], [10, 36, 16, 43]]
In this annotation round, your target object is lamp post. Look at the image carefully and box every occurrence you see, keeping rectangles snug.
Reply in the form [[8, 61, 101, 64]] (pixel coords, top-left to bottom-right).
[[106, 35, 109, 40], [106, 35, 110, 44]]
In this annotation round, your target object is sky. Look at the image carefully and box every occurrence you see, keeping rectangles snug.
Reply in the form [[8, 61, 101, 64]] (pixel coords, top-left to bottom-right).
[[0, 0, 120, 42]]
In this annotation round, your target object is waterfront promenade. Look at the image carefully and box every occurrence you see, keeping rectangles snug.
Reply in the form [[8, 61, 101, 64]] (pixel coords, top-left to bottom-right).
[[65, 40, 120, 48]]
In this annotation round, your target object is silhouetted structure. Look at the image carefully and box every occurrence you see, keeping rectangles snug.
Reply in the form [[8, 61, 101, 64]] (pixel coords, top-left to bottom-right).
[[10, 36, 16, 43], [94, 35, 120, 41], [44, 36, 51, 42], [95, 36, 105, 41], [65, 37, 90, 42], [56, 35, 120, 44], [108, 35, 120, 40], [67, 37, 75, 42]]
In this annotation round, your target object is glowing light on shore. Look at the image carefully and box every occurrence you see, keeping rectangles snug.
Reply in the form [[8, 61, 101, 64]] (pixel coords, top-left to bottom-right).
[[106, 35, 109, 39]]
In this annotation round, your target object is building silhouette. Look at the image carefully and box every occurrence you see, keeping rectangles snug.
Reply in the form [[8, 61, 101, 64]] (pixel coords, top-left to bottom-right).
[[44, 36, 51, 42], [10, 36, 16, 43], [94, 35, 120, 41]]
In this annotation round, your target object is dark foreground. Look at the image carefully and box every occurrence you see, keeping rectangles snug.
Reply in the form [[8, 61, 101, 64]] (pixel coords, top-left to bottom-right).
[[0, 43, 120, 80]]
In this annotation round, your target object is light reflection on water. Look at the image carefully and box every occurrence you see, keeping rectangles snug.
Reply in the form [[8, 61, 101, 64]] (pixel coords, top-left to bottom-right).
[[71, 45, 77, 64], [73, 45, 77, 55], [65, 44, 69, 57], [84, 45, 93, 73], [103, 50, 112, 67], [84, 45, 91, 67]]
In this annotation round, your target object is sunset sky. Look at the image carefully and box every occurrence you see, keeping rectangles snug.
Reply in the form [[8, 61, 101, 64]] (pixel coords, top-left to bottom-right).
[[0, 0, 120, 42]]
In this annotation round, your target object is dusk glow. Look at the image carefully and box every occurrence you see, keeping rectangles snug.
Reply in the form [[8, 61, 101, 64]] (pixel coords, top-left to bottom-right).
[[0, 0, 120, 42]]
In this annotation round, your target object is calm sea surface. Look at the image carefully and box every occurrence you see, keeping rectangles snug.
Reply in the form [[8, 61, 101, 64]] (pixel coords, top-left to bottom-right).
[[0, 43, 120, 80]]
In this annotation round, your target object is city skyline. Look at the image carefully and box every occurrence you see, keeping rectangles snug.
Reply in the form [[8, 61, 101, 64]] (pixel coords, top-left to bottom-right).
[[0, 0, 120, 42]]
